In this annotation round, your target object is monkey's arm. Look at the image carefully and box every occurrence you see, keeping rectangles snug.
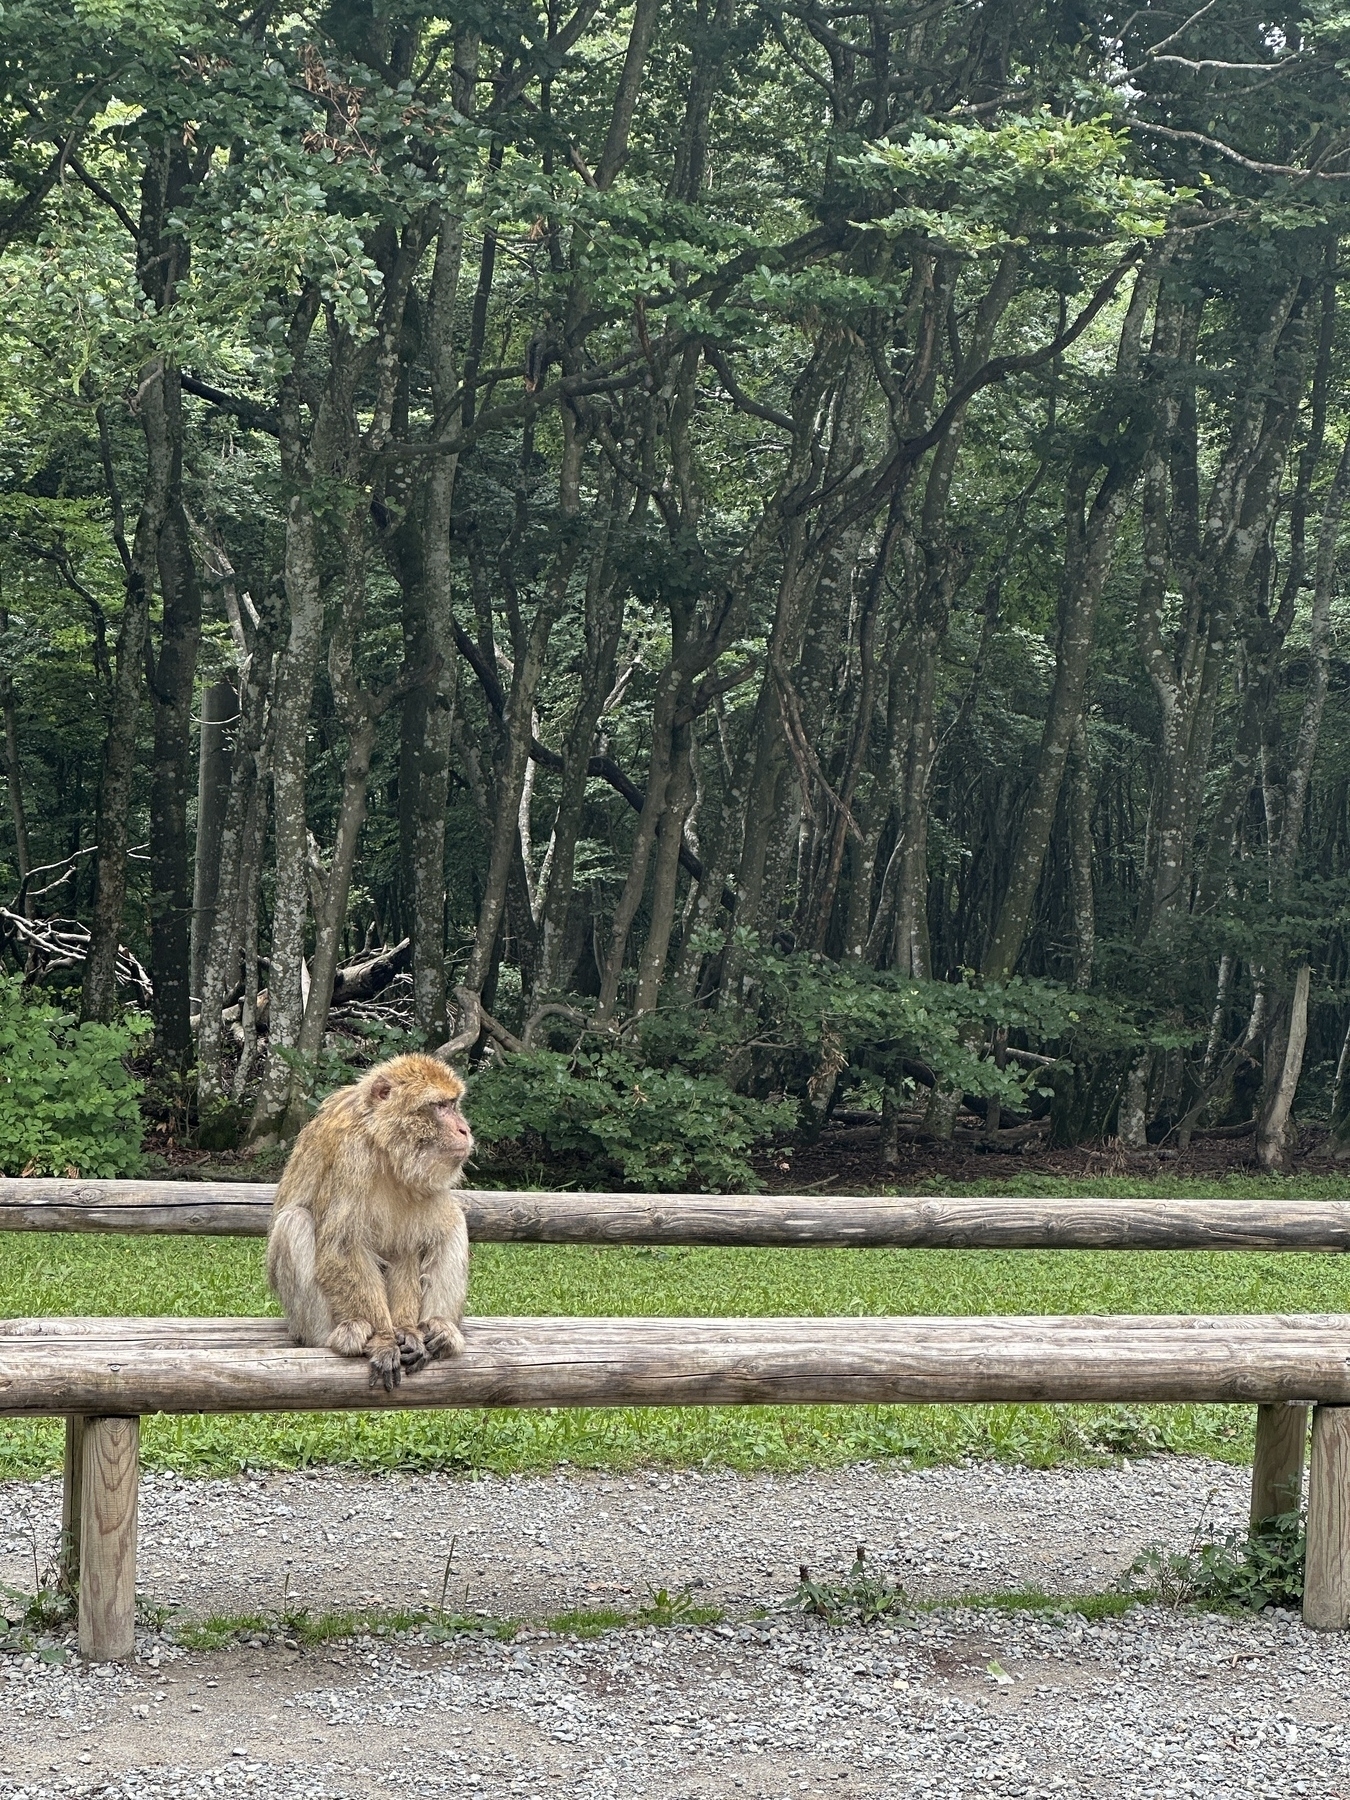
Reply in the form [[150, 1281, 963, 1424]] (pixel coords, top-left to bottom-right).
[[418, 1208, 469, 1359], [313, 1222, 403, 1392], [385, 1256, 432, 1373]]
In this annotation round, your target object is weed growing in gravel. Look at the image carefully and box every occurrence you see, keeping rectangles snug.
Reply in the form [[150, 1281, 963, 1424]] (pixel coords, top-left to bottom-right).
[[172, 1603, 516, 1652], [545, 1586, 724, 1638], [636, 1584, 723, 1627], [1122, 1506, 1305, 1612], [1, 1579, 71, 1636], [791, 1546, 912, 1627], [545, 1607, 631, 1638], [957, 1587, 1140, 1622]]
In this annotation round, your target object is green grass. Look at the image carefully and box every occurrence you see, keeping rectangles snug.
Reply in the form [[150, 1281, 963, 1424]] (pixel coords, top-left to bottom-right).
[[956, 1586, 1140, 1622], [170, 1604, 515, 1652], [2, 1171, 1346, 1479]]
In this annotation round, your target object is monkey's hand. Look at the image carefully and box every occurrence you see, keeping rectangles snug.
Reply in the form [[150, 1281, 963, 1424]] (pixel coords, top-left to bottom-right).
[[396, 1326, 431, 1374], [327, 1319, 373, 1359], [366, 1334, 403, 1392], [421, 1315, 466, 1360]]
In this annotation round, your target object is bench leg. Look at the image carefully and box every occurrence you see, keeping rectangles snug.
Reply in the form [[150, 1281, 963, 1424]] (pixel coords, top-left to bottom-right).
[[1304, 1404, 1350, 1631], [1250, 1402, 1308, 1531], [77, 1416, 139, 1661], [59, 1416, 87, 1595]]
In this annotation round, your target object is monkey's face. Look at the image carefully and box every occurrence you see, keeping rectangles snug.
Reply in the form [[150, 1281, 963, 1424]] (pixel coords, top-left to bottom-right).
[[427, 1090, 474, 1169], [365, 1054, 475, 1180]]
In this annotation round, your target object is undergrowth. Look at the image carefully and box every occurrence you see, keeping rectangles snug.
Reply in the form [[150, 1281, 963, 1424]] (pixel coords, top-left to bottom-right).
[[1123, 1506, 1306, 1612]]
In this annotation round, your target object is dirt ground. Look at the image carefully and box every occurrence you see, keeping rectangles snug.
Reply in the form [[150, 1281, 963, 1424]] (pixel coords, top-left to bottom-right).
[[1, 1459, 1348, 1800]]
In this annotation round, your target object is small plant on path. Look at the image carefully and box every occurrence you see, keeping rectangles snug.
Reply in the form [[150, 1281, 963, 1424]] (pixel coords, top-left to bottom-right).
[[791, 1545, 911, 1627], [1123, 1503, 1305, 1611]]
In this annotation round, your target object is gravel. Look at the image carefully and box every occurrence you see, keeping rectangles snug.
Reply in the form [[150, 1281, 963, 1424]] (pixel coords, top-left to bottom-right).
[[0, 1457, 1345, 1799]]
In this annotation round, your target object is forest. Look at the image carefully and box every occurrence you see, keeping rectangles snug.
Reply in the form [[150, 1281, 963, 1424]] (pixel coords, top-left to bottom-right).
[[3, 0, 1350, 1187]]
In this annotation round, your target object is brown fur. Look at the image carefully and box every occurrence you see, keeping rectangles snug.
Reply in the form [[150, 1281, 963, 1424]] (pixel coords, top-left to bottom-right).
[[266, 1054, 474, 1390]]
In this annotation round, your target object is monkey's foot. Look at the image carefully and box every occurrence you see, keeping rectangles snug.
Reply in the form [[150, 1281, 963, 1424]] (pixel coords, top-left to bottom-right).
[[422, 1316, 466, 1360], [327, 1319, 373, 1359], [396, 1326, 431, 1374], [366, 1336, 403, 1392]]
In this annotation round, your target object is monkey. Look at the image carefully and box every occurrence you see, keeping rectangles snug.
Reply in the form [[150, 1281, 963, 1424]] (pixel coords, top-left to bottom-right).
[[523, 314, 556, 393], [266, 1054, 475, 1392]]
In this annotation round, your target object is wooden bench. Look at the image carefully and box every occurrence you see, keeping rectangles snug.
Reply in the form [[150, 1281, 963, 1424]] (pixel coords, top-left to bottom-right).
[[0, 1180, 1347, 1656]]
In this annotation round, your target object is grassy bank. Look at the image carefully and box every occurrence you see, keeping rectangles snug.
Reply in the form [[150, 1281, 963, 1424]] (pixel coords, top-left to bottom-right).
[[1, 1172, 1345, 1479]]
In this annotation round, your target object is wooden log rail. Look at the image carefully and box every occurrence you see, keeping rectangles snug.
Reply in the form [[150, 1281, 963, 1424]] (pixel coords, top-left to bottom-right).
[[0, 1183, 1346, 1655], [3, 1178, 1350, 1250], [0, 1315, 1346, 1650], [0, 1313, 1347, 1412]]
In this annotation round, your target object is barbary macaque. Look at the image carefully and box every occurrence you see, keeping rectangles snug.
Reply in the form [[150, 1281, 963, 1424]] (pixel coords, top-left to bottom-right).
[[267, 1054, 474, 1391]]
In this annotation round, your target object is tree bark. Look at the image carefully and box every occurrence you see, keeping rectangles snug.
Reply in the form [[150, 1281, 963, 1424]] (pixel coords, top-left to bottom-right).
[[245, 290, 331, 1146], [196, 578, 277, 1115], [634, 717, 695, 1012], [1257, 963, 1311, 1173], [190, 677, 236, 1005], [0, 608, 31, 904], [80, 385, 162, 1024], [82, 139, 198, 1025], [1068, 712, 1095, 989], [145, 388, 203, 1063], [246, 483, 327, 1146]]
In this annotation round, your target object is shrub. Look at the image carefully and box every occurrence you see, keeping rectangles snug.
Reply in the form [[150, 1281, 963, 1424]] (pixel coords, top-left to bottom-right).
[[468, 1045, 794, 1191], [0, 976, 150, 1176], [1123, 1507, 1305, 1612]]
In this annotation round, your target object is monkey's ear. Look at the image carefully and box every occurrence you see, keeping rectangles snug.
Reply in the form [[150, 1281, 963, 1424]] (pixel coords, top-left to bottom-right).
[[370, 1077, 393, 1103]]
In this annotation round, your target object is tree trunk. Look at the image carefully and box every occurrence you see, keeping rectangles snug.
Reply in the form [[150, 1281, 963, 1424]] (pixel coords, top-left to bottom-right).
[[246, 489, 327, 1146], [1068, 712, 1095, 989], [284, 710, 381, 1135], [196, 591, 276, 1116], [0, 608, 31, 904], [81, 369, 165, 1024], [145, 409, 203, 1064], [1328, 1014, 1350, 1159], [190, 677, 236, 1005], [635, 718, 695, 1013], [595, 668, 682, 1023], [1117, 1053, 1150, 1150], [1257, 963, 1311, 1173], [229, 776, 269, 1104], [84, 137, 198, 1026], [406, 195, 472, 1040], [984, 263, 1161, 981], [462, 546, 572, 997]]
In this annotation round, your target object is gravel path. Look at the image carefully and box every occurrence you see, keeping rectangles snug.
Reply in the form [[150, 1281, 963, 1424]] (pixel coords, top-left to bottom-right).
[[0, 1458, 1345, 1799]]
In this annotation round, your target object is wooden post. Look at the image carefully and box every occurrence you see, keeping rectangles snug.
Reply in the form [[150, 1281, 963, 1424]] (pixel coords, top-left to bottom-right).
[[1250, 1402, 1308, 1530], [59, 1415, 87, 1594], [78, 1416, 139, 1661], [1304, 1404, 1350, 1632]]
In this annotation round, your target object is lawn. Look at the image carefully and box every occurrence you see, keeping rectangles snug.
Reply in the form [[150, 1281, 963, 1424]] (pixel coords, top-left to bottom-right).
[[1, 1172, 1345, 1479]]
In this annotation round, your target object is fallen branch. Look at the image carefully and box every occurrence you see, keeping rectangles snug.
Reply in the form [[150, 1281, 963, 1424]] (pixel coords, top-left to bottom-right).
[[329, 937, 411, 1005], [437, 985, 524, 1062], [0, 907, 152, 1008]]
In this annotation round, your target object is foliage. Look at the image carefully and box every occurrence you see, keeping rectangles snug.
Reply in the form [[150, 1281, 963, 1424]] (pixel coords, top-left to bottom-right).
[[468, 1044, 795, 1192], [635, 1584, 723, 1628], [1124, 1508, 1306, 1612], [0, 978, 148, 1176], [790, 1546, 912, 1627], [4, 0, 1350, 1156]]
